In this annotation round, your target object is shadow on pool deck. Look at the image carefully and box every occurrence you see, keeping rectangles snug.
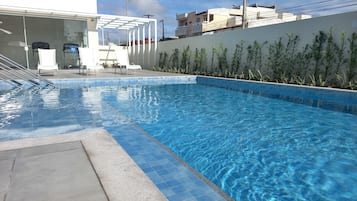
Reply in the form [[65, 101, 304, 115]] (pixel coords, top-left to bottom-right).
[[0, 129, 167, 201]]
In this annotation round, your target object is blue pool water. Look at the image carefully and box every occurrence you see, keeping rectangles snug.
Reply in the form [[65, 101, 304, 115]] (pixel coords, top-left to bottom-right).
[[1, 82, 356, 201]]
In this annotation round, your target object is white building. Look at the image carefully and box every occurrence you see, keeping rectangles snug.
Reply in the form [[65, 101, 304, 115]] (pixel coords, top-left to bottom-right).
[[176, 4, 311, 38], [0, 0, 157, 68]]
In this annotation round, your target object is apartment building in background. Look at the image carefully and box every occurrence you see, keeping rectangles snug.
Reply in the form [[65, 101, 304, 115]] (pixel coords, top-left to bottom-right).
[[175, 4, 311, 38]]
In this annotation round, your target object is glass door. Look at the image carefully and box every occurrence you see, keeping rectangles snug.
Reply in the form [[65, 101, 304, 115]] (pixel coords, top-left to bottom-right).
[[0, 15, 27, 67]]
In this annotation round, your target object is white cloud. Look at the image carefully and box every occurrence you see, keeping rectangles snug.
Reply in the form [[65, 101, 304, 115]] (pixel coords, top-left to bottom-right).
[[129, 0, 165, 15]]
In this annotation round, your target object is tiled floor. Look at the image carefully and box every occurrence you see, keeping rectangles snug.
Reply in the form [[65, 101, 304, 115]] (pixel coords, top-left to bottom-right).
[[0, 141, 108, 201]]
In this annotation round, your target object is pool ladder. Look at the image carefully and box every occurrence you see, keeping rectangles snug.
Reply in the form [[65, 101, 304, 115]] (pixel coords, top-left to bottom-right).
[[0, 53, 55, 96]]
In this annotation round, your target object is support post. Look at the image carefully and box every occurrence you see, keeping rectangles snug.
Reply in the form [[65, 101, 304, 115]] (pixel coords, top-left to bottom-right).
[[128, 29, 131, 54], [132, 28, 136, 57], [154, 19, 157, 65], [242, 0, 247, 29], [148, 22, 152, 66], [101, 28, 105, 45], [22, 16, 29, 69], [137, 26, 140, 63], [142, 24, 146, 66]]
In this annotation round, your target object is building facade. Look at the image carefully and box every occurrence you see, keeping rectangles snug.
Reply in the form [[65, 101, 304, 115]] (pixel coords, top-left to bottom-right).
[[175, 5, 311, 38]]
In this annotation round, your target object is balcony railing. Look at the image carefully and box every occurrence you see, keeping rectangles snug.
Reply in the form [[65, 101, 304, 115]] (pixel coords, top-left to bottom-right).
[[191, 24, 202, 34], [175, 26, 187, 36]]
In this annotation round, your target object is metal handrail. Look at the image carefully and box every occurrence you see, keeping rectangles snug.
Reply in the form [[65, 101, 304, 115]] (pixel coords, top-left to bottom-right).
[[0, 71, 23, 88], [0, 53, 55, 89]]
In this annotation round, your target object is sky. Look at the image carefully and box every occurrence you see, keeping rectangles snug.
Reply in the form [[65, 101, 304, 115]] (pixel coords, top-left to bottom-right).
[[97, 0, 357, 39]]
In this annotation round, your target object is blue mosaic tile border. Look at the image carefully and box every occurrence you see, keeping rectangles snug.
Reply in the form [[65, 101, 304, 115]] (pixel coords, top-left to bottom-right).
[[101, 102, 229, 201], [0, 76, 196, 91], [50, 76, 197, 88], [197, 76, 357, 115], [109, 125, 228, 201]]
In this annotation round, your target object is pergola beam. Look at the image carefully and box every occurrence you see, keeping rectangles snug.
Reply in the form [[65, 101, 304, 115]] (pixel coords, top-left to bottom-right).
[[97, 14, 158, 67]]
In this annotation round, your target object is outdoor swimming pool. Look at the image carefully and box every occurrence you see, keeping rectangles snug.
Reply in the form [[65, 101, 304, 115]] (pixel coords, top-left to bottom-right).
[[0, 77, 356, 201]]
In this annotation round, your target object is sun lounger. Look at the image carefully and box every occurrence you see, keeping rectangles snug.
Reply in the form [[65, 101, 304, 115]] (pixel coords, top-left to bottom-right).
[[78, 47, 104, 74], [114, 47, 142, 73], [37, 49, 58, 74]]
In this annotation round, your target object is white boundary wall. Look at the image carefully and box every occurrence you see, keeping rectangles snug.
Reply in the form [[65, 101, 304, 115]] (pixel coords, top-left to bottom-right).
[[152, 11, 357, 69]]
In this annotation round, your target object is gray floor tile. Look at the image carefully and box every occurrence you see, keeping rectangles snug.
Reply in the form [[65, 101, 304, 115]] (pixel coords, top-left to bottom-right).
[[0, 159, 13, 199], [5, 142, 108, 201]]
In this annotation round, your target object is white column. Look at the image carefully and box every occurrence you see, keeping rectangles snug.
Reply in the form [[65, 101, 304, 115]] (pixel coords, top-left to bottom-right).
[[148, 22, 152, 50], [148, 22, 152, 66], [142, 24, 146, 66], [154, 20, 158, 51], [132, 28, 136, 58], [154, 20, 158, 66], [137, 26, 140, 64], [128, 29, 132, 54]]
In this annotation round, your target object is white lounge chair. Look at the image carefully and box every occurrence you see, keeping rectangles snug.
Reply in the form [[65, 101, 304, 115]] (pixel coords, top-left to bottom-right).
[[37, 49, 58, 74], [114, 47, 142, 74], [78, 47, 104, 74]]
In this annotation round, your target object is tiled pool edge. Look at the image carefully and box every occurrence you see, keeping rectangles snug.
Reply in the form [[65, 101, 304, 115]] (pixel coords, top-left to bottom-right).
[[197, 76, 357, 115], [0, 76, 196, 91], [127, 122, 233, 201], [101, 101, 230, 201], [50, 76, 197, 88]]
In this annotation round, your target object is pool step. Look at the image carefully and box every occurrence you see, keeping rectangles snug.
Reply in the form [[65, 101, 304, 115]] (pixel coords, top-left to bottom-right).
[[0, 53, 56, 95]]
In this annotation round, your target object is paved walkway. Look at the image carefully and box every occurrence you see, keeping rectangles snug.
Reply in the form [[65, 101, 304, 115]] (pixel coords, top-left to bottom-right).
[[0, 129, 167, 201], [0, 141, 108, 201]]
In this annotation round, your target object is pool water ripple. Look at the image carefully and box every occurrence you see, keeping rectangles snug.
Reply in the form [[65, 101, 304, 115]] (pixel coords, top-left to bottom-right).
[[1, 83, 356, 201], [101, 84, 357, 201]]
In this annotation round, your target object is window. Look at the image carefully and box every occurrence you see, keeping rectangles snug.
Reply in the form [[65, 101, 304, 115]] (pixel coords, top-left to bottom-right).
[[179, 20, 186, 26], [196, 18, 200, 23], [209, 14, 214, 22], [203, 15, 207, 21]]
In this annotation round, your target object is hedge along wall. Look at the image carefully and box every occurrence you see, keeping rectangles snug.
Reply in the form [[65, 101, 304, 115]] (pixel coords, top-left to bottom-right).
[[153, 11, 357, 89]]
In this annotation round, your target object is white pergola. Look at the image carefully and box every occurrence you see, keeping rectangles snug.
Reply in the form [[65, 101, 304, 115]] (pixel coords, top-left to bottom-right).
[[97, 14, 157, 66], [0, 5, 158, 67]]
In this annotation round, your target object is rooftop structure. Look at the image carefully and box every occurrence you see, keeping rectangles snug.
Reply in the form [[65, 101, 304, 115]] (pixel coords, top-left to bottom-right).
[[175, 4, 311, 38]]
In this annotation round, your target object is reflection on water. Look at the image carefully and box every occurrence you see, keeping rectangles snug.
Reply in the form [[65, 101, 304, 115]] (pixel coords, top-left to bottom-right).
[[0, 91, 23, 128], [41, 89, 60, 109], [107, 86, 159, 124], [0, 85, 161, 140]]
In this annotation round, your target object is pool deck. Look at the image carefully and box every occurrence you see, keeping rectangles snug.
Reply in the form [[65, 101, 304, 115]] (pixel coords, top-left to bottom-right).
[[0, 129, 167, 201], [40, 68, 185, 79], [0, 70, 177, 201], [0, 69, 230, 201]]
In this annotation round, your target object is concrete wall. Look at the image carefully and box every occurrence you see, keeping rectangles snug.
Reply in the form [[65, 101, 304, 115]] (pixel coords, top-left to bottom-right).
[[0, 0, 97, 13], [154, 11, 357, 69]]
